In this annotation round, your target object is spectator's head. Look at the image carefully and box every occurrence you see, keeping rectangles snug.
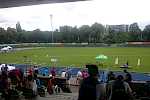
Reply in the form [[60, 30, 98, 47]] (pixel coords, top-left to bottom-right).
[[116, 75, 124, 81], [34, 65, 38, 68], [43, 73, 45, 76], [108, 71, 115, 81], [125, 73, 132, 82], [86, 64, 99, 78]]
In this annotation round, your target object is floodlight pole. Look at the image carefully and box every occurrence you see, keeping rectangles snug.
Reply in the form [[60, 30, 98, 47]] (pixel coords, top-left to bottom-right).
[[50, 14, 54, 43]]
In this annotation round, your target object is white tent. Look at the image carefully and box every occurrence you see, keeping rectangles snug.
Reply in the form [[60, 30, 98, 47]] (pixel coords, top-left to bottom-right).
[[6, 46, 12, 49], [1, 46, 13, 52]]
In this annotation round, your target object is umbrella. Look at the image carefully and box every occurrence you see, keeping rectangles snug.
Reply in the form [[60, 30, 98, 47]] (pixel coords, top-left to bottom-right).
[[38, 67, 49, 76], [95, 55, 108, 61]]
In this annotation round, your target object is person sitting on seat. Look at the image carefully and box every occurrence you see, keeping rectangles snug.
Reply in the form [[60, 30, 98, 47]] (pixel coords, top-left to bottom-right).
[[0, 73, 9, 100], [24, 75, 37, 98]]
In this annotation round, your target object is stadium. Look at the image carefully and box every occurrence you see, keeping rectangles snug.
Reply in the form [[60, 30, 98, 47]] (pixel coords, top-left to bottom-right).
[[0, 0, 150, 100]]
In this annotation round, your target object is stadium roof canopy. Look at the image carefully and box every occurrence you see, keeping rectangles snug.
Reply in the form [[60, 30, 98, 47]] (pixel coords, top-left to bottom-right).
[[0, 0, 88, 8]]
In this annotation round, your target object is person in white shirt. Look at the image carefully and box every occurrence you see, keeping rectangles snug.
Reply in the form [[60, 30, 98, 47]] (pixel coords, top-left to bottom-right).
[[77, 70, 82, 77], [76, 70, 83, 85], [61, 70, 66, 78]]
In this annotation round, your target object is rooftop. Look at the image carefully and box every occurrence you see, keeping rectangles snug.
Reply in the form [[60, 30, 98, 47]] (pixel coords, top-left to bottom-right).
[[0, 0, 88, 8]]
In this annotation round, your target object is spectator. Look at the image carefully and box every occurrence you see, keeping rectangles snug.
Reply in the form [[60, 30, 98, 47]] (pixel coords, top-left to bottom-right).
[[34, 74, 41, 88], [47, 79, 54, 94], [82, 70, 89, 79], [61, 70, 66, 78], [23, 75, 36, 99], [123, 70, 132, 85], [77, 70, 82, 78], [107, 75, 133, 100], [34, 65, 39, 75], [0, 73, 9, 100], [107, 71, 115, 82], [4, 64, 8, 72], [78, 64, 105, 100], [66, 70, 71, 80], [1, 64, 5, 72], [28, 67, 33, 76], [76, 70, 83, 85], [106, 71, 116, 99], [51, 67, 56, 77], [25, 75, 34, 90], [125, 73, 133, 90]]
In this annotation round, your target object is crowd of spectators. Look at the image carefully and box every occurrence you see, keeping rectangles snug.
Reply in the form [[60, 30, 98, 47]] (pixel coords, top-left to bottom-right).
[[77, 65, 145, 100], [0, 65, 40, 100], [0, 64, 150, 100], [0, 65, 75, 100]]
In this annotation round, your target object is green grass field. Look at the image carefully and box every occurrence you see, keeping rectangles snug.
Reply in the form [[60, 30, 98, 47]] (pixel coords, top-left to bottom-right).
[[0, 47, 150, 72]]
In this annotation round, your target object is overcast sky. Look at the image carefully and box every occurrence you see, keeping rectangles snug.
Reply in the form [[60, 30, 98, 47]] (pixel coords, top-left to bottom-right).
[[0, 0, 150, 31]]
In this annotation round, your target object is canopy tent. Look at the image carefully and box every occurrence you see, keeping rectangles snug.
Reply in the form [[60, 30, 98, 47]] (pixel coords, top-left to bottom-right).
[[0, 64, 15, 71], [95, 54, 108, 67], [95, 54, 108, 61]]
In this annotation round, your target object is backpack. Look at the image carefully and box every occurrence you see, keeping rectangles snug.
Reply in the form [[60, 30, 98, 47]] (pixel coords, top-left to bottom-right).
[[111, 80, 129, 100]]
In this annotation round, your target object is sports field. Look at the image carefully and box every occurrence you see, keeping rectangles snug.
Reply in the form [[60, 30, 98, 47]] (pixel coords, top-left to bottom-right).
[[0, 47, 150, 72]]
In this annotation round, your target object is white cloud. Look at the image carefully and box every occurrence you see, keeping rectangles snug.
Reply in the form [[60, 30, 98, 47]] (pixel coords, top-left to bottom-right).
[[0, 0, 150, 30]]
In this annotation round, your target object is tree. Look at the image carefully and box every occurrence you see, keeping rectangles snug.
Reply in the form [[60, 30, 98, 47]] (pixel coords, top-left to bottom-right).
[[91, 23, 105, 43], [53, 30, 61, 43], [0, 22, 146, 44], [0, 27, 6, 43], [71, 26, 79, 42], [30, 29, 43, 43], [78, 25, 91, 42], [6, 27, 17, 43], [16, 22, 22, 32], [129, 23, 142, 41], [143, 25, 150, 40], [59, 26, 75, 43]]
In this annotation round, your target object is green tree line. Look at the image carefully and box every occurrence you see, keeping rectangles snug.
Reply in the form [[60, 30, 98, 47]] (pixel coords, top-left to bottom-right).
[[0, 22, 150, 44]]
